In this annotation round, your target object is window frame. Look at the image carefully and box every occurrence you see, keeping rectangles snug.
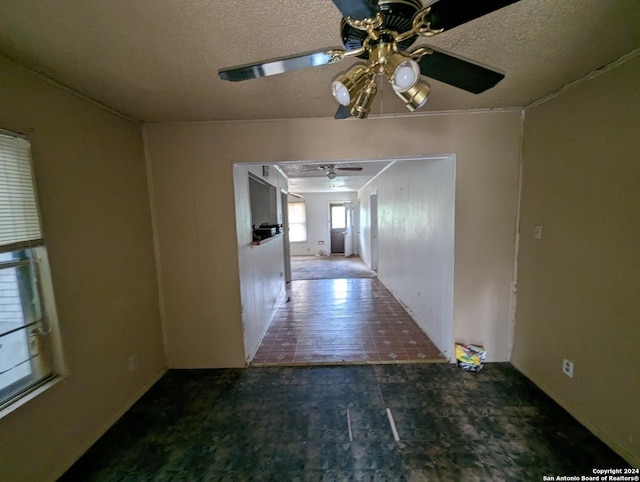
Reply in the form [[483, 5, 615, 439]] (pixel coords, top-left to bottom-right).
[[0, 128, 64, 416], [287, 201, 307, 243]]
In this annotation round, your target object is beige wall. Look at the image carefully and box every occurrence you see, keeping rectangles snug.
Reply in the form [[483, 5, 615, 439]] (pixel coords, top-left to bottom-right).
[[512, 55, 640, 465], [0, 56, 166, 481], [144, 109, 522, 366]]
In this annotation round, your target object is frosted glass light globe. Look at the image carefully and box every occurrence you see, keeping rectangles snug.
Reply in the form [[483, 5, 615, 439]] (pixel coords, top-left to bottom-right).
[[392, 61, 420, 92], [331, 81, 351, 106]]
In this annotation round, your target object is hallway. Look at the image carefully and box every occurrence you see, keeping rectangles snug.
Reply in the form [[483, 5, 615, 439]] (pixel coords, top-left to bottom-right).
[[252, 278, 446, 366]]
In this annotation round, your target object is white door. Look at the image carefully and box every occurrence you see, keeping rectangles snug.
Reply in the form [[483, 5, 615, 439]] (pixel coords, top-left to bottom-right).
[[370, 193, 378, 270], [344, 202, 354, 257], [281, 191, 291, 283]]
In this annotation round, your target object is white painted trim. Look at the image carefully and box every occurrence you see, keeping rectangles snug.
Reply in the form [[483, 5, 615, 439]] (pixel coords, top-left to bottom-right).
[[507, 111, 526, 360]]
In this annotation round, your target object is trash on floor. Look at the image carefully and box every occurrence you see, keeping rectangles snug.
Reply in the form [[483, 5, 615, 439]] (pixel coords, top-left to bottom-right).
[[455, 343, 486, 372]]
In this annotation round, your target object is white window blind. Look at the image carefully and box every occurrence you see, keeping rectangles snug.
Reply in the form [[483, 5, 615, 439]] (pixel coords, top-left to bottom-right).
[[0, 133, 42, 250], [288, 202, 307, 242]]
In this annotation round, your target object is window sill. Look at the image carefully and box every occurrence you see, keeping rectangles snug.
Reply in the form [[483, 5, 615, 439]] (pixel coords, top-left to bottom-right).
[[0, 373, 66, 420]]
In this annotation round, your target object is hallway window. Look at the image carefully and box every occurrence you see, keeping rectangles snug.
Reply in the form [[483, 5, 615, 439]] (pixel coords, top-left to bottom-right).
[[288, 202, 307, 242], [0, 130, 61, 413]]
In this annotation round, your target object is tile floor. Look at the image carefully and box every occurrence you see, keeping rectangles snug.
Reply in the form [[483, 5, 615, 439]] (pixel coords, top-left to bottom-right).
[[252, 278, 445, 366], [60, 364, 631, 481]]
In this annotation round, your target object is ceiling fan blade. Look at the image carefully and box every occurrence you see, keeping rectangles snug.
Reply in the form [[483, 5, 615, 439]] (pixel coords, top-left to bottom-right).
[[334, 104, 352, 119], [418, 47, 505, 94], [331, 0, 380, 20], [336, 167, 363, 171], [424, 0, 521, 32], [219, 48, 345, 82]]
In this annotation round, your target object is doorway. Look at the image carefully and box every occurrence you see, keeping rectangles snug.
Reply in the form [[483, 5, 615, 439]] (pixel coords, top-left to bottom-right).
[[329, 202, 354, 256], [281, 190, 292, 283], [236, 156, 456, 366], [369, 192, 378, 271]]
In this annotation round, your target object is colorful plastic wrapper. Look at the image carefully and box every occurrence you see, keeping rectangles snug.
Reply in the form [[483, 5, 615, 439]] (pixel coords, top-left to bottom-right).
[[455, 343, 486, 372]]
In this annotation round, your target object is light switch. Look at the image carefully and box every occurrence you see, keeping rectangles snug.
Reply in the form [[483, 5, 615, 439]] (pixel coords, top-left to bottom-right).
[[534, 225, 543, 239]]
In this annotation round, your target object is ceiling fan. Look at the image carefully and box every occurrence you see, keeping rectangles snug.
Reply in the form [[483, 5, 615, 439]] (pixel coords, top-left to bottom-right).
[[304, 164, 364, 179], [218, 0, 521, 119]]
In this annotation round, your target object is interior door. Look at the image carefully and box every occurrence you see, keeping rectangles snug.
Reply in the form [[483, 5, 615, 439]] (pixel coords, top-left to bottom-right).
[[370, 193, 378, 270], [281, 191, 291, 283], [344, 202, 353, 257]]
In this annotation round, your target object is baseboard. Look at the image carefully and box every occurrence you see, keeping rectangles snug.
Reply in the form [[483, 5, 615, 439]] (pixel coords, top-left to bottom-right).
[[377, 276, 453, 362], [511, 360, 638, 467], [245, 288, 288, 365], [50, 366, 168, 482]]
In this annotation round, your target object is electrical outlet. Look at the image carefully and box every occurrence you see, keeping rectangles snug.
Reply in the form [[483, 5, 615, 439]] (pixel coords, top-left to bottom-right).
[[562, 358, 574, 378], [128, 354, 138, 371], [534, 225, 543, 239]]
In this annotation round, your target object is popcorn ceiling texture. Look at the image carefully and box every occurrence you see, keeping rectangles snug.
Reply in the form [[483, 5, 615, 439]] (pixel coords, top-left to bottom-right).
[[0, 0, 638, 122]]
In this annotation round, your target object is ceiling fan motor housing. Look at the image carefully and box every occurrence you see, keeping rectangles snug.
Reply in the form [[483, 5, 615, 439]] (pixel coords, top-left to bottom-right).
[[340, 0, 422, 58]]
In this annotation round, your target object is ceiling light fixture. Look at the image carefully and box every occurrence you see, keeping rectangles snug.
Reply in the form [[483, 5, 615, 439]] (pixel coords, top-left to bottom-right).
[[331, 64, 370, 106], [394, 79, 431, 111], [384, 54, 421, 93], [349, 76, 377, 119], [330, 41, 430, 118]]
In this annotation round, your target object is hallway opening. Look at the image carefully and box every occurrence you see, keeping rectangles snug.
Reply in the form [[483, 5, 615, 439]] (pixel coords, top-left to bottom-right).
[[234, 156, 455, 367]]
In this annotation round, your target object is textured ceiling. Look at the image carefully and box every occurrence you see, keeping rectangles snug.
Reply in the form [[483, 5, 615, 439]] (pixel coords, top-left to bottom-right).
[[0, 0, 639, 122]]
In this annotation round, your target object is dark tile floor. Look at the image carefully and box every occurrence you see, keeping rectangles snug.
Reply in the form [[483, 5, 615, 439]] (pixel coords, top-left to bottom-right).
[[60, 364, 630, 481], [252, 278, 445, 366]]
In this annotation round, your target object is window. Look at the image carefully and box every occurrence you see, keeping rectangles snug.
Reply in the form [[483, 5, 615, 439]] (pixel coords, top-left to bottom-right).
[[331, 204, 346, 229], [0, 129, 60, 411], [288, 202, 307, 242]]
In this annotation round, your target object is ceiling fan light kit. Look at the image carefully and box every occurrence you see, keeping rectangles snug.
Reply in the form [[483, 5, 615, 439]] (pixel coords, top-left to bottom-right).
[[395, 80, 431, 111], [218, 0, 520, 120], [331, 64, 370, 106], [349, 76, 378, 118]]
